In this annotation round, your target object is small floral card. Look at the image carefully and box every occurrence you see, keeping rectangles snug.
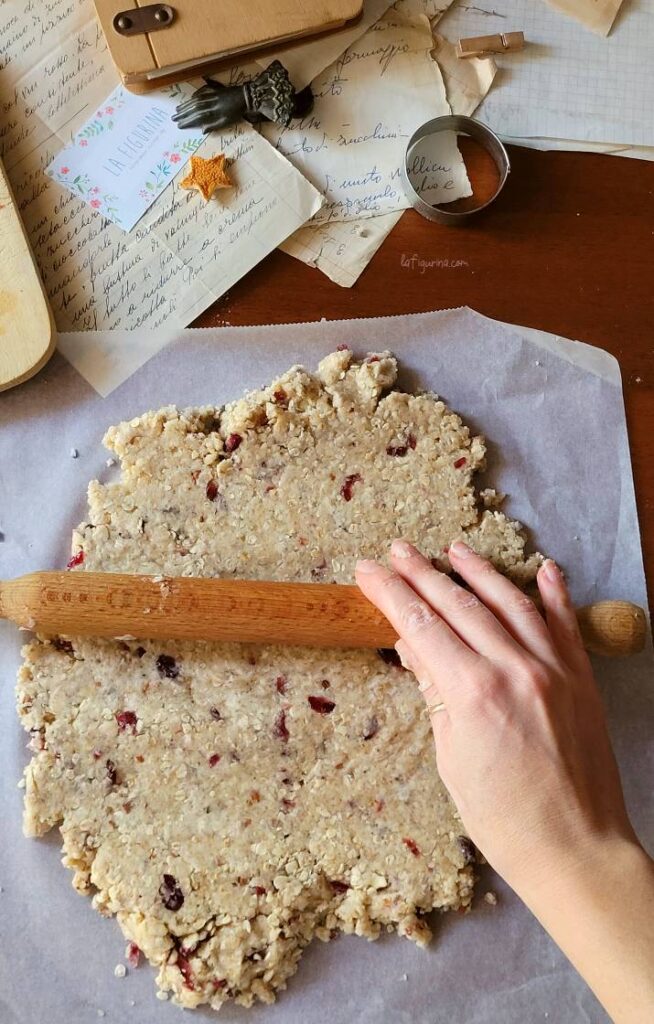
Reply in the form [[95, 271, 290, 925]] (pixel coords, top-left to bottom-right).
[[46, 83, 204, 232]]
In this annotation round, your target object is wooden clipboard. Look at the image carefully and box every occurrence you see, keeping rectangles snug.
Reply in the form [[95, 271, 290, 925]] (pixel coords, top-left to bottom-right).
[[94, 0, 364, 87]]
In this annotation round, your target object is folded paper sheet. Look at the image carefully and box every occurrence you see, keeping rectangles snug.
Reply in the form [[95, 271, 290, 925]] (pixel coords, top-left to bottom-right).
[[0, 1, 322, 335], [542, 0, 626, 36], [264, 0, 471, 224], [1, 309, 652, 1024]]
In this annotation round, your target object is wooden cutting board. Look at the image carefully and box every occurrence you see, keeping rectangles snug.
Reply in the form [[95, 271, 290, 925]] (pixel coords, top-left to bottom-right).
[[0, 157, 55, 393]]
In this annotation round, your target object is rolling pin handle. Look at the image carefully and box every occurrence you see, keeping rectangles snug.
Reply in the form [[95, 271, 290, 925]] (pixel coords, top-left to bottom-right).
[[576, 600, 647, 658]]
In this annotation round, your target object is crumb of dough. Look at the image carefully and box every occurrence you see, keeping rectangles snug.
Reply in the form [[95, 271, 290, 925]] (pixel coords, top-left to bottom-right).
[[17, 350, 542, 1012], [484, 891, 498, 906], [480, 487, 505, 509], [114, 963, 127, 978]]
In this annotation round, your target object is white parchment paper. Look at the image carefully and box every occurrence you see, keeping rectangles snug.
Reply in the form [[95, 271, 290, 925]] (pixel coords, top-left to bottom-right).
[[0, 308, 652, 1024]]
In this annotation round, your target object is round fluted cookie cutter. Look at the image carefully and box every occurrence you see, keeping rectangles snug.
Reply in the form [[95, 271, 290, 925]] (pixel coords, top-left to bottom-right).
[[401, 114, 510, 224]]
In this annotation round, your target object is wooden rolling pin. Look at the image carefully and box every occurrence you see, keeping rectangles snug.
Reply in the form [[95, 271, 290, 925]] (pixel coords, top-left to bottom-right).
[[0, 572, 647, 657]]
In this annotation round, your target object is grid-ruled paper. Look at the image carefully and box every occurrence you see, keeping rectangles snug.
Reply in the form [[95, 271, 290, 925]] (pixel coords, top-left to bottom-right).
[[440, 0, 654, 147]]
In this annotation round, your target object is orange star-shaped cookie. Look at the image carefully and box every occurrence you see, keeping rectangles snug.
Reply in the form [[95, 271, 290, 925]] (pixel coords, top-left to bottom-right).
[[179, 154, 233, 201]]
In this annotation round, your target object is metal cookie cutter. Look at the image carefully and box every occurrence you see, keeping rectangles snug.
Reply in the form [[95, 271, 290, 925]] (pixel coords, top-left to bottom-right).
[[401, 114, 510, 225]]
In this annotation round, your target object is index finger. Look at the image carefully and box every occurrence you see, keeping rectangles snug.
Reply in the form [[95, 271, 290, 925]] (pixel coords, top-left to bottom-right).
[[355, 558, 481, 707]]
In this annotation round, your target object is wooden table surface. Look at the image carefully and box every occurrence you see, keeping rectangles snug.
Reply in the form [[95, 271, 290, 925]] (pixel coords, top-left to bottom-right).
[[195, 144, 654, 610]]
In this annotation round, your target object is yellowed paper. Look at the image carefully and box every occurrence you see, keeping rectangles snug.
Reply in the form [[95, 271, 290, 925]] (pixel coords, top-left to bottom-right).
[[0, 1, 322, 344], [279, 212, 403, 287], [256, 0, 394, 90], [256, 0, 457, 92], [542, 0, 625, 36], [281, 12, 498, 289], [432, 34, 497, 116], [265, 0, 470, 224], [425, 0, 459, 23]]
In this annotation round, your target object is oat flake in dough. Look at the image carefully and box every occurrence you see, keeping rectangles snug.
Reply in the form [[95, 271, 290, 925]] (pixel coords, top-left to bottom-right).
[[17, 349, 542, 1011]]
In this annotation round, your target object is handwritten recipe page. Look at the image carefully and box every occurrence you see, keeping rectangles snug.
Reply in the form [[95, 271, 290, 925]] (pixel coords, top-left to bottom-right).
[[278, 31, 496, 288], [264, 0, 470, 223], [0, 0, 322, 339]]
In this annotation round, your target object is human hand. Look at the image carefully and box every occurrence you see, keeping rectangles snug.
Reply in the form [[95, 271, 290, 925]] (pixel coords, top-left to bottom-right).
[[355, 540, 637, 901], [356, 541, 654, 1022]]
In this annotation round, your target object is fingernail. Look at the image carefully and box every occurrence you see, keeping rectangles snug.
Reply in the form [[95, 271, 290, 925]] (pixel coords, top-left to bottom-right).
[[391, 539, 415, 559], [450, 540, 472, 558], [395, 641, 414, 671], [541, 559, 561, 583], [356, 559, 380, 574]]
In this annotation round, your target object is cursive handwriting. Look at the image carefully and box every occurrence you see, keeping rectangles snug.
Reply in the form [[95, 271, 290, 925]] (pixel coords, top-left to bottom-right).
[[265, 4, 469, 227], [0, 5, 320, 342]]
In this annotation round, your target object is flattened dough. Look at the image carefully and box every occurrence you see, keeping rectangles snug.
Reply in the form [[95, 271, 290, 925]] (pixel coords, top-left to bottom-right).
[[17, 349, 542, 1010]]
